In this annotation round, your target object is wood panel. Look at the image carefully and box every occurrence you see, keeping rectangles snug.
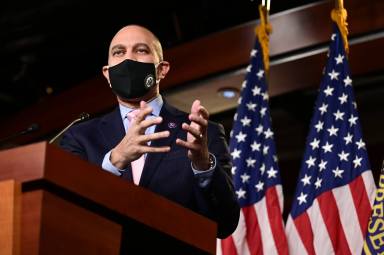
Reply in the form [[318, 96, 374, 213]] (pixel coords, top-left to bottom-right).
[[21, 191, 42, 255], [0, 142, 217, 254], [0, 180, 21, 255], [39, 191, 121, 255]]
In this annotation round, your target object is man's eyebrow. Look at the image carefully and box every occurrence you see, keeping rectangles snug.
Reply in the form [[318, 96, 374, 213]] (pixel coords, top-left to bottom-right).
[[110, 44, 125, 52], [133, 43, 151, 50]]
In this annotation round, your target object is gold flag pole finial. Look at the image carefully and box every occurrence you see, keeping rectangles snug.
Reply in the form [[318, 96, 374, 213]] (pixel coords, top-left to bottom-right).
[[255, 1, 272, 73], [331, 0, 349, 54]]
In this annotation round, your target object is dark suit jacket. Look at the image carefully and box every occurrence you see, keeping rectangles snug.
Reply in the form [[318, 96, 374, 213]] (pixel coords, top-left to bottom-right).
[[60, 101, 240, 238]]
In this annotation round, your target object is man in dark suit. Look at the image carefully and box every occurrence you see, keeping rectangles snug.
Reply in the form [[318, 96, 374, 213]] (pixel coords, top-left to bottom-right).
[[60, 25, 239, 239]]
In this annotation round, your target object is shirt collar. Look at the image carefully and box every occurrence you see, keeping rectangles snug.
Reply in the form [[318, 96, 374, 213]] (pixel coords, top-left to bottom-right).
[[119, 94, 163, 120]]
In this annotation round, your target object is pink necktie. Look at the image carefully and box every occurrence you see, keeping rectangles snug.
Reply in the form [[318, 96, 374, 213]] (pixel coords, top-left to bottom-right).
[[127, 110, 145, 185]]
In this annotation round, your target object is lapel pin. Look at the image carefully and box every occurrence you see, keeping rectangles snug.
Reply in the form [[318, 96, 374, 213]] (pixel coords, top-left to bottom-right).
[[168, 122, 177, 129]]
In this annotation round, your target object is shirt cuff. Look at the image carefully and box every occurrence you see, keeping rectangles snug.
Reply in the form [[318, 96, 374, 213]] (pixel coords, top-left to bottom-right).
[[191, 153, 217, 188], [101, 150, 123, 176]]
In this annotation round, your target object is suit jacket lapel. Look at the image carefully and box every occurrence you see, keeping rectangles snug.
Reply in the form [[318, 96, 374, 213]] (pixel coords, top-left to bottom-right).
[[99, 107, 133, 181], [139, 102, 186, 187]]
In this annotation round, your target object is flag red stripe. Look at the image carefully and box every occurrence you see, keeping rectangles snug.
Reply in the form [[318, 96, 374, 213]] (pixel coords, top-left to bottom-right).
[[317, 192, 352, 255], [349, 175, 372, 236], [293, 212, 315, 255], [221, 236, 238, 255], [265, 187, 289, 255], [243, 205, 263, 255]]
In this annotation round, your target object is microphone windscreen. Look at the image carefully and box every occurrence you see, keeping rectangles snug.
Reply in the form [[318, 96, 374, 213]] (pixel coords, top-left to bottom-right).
[[28, 123, 39, 132], [79, 112, 90, 121]]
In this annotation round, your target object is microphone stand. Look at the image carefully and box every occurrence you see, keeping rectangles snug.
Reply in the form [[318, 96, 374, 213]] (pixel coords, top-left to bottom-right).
[[49, 113, 90, 144], [0, 123, 39, 146]]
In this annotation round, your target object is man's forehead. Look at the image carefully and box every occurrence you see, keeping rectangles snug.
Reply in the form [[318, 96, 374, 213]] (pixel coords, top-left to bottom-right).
[[110, 26, 156, 49]]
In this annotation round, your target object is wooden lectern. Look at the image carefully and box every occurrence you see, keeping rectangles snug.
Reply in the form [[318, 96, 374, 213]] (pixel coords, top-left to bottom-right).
[[0, 142, 217, 255]]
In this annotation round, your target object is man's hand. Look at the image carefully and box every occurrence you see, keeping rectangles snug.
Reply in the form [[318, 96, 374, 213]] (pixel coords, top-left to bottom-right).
[[176, 100, 210, 170], [110, 101, 170, 169]]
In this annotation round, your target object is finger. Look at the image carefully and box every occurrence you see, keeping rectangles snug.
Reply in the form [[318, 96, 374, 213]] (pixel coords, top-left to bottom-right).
[[142, 146, 171, 153], [138, 116, 163, 130], [176, 138, 200, 150], [191, 100, 201, 114], [140, 100, 147, 109], [197, 105, 209, 119], [188, 114, 208, 127], [182, 123, 203, 139], [139, 131, 170, 143], [133, 102, 153, 122]]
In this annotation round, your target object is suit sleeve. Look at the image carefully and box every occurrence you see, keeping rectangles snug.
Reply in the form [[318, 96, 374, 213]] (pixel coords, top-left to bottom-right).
[[193, 122, 240, 239], [59, 127, 88, 161]]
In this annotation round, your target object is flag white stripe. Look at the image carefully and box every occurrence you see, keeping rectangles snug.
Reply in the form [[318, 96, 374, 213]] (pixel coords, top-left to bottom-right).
[[216, 239, 223, 255], [254, 197, 278, 255], [285, 216, 308, 255], [332, 184, 364, 254], [362, 170, 376, 205], [276, 184, 284, 214], [308, 199, 334, 255], [231, 210, 251, 255]]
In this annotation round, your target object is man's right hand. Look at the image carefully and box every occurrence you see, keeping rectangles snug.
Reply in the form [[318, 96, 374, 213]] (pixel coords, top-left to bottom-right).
[[110, 101, 170, 169]]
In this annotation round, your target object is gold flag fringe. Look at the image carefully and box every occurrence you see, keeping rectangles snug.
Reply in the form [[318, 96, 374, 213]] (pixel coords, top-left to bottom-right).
[[255, 5, 272, 73]]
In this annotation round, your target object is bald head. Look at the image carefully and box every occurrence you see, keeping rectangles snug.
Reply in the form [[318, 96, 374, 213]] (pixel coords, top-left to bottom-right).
[[102, 24, 171, 106], [108, 25, 163, 64]]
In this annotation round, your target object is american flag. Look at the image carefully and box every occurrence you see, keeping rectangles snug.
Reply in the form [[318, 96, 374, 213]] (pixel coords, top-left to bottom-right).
[[285, 24, 376, 255], [362, 163, 384, 254], [218, 34, 288, 254]]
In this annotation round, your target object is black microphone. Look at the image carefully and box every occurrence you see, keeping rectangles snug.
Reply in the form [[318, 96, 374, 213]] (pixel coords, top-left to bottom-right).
[[0, 123, 40, 146], [49, 112, 90, 144]]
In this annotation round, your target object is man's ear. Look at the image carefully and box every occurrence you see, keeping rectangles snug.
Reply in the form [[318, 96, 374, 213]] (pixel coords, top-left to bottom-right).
[[157, 61, 170, 80], [102, 65, 111, 87]]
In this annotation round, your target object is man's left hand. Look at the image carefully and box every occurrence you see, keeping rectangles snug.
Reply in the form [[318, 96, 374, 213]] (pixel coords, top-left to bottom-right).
[[176, 100, 210, 170]]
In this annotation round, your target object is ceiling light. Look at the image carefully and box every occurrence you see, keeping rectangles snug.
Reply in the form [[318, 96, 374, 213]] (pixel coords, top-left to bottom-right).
[[217, 87, 239, 99]]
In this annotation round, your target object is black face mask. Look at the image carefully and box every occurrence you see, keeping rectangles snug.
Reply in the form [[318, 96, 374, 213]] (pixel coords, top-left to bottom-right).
[[108, 59, 157, 100]]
